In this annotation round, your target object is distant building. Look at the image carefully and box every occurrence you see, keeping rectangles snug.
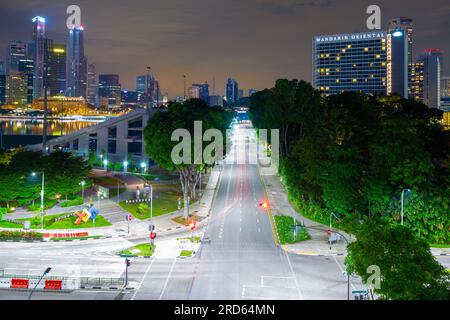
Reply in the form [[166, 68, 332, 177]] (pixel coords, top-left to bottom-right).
[[87, 64, 97, 106], [98, 74, 121, 109], [408, 62, 424, 102], [136, 74, 155, 108], [0, 61, 4, 75], [417, 49, 443, 109], [48, 44, 66, 96], [0, 75, 6, 105], [249, 89, 258, 96], [387, 27, 409, 98], [190, 83, 209, 103], [226, 78, 239, 104], [31, 96, 92, 115], [67, 27, 87, 98], [31, 16, 51, 99], [209, 95, 224, 107], [440, 76, 450, 112], [5, 41, 27, 74], [18, 59, 34, 104], [238, 89, 244, 99], [121, 90, 139, 107]]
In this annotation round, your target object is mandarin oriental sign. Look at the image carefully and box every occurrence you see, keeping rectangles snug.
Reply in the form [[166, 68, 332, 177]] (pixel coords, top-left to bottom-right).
[[315, 32, 386, 43]]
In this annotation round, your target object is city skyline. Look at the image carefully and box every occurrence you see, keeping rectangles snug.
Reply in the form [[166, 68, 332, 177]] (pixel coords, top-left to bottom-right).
[[0, 0, 449, 97]]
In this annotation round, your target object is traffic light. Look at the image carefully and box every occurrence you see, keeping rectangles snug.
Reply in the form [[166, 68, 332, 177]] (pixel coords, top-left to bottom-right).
[[327, 229, 332, 236], [125, 259, 131, 267], [150, 232, 157, 240], [259, 201, 269, 209]]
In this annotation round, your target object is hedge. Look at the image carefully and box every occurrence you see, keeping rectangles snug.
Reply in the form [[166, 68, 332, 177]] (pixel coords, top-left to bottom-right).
[[0, 230, 43, 241]]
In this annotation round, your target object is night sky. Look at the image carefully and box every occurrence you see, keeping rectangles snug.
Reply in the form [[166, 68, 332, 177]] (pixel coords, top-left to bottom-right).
[[1, 0, 449, 97]]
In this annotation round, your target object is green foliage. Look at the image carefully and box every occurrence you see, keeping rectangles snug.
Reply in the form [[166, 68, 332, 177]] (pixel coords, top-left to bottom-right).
[[0, 150, 90, 209], [0, 208, 6, 220], [345, 218, 449, 300], [137, 203, 149, 215], [60, 196, 83, 208], [274, 215, 311, 244], [252, 82, 450, 244]]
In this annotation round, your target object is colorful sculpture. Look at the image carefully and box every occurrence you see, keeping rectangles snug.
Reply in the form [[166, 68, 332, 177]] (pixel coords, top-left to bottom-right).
[[74, 205, 100, 225]]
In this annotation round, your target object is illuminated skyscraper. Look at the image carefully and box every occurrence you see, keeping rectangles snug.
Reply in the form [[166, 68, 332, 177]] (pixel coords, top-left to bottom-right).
[[387, 28, 409, 98], [67, 27, 87, 98], [87, 64, 97, 106], [5, 41, 27, 74], [226, 78, 239, 104], [417, 49, 443, 109], [31, 16, 50, 99], [136, 74, 155, 107], [48, 44, 67, 96], [191, 82, 209, 104], [98, 74, 121, 109], [312, 32, 388, 96], [388, 18, 413, 64], [408, 62, 424, 102], [0, 75, 6, 105]]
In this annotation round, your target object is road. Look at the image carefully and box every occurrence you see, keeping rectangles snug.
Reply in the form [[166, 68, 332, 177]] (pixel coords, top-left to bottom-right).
[[126, 125, 362, 300], [1, 124, 446, 300]]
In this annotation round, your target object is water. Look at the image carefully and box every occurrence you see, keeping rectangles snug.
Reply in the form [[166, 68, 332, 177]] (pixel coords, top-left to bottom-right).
[[0, 118, 97, 136]]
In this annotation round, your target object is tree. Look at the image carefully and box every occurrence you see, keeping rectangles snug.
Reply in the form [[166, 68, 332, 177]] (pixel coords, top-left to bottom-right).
[[345, 218, 449, 300], [144, 99, 231, 219]]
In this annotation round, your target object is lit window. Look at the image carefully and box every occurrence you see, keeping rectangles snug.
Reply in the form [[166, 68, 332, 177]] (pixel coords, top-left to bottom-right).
[[364, 48, 369, 52], [375, 54, 381, 58], [352, 79, 357, 83]]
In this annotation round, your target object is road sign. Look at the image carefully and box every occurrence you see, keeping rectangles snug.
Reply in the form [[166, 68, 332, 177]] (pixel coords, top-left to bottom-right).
[[150, 232, 157, 240]]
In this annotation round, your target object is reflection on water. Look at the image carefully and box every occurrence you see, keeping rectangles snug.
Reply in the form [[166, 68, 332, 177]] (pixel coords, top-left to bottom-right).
[[0, 119, 98, 136]]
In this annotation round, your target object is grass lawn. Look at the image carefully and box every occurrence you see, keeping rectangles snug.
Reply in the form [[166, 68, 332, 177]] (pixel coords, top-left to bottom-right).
[[0, 212, 111, 230], [120, 243, 155, 257], [119, 190, 181, 220], [177, 236, 201, 243], [273, 215, 311, 245], [180, 250, 193, 257], [430, 244, 450, 248]]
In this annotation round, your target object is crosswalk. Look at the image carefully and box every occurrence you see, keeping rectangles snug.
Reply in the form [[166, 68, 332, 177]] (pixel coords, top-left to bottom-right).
[[97, 200, 129, 223]]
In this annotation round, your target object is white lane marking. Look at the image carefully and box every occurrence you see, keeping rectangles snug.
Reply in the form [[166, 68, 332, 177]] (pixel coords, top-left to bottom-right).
[[258, 228, 261, 233], [131, 258, 155, 300], [283, 250, 304, 300], [240, 228, 242, 233], [159, 259, 177, 300], [333, 255, 356, 290]]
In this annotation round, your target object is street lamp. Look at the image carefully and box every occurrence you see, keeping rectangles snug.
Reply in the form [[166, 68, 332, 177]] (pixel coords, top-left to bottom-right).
[[123, 161, 129, 173], [28, 267, 51, 300], [141, 161, 147, 174], [80, 180, 86, 203], [400, 189, 411, 226], [103, 159, 108, 171], [31, 171, 45, 230]]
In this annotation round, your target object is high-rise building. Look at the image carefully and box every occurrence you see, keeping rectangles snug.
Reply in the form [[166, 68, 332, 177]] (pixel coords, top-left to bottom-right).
[[439, 76, 450, 111], [87, 64, 97, 106], [121, 90, 139, 107], [188, 85, 200, 99], [0, 75, 6, 105], [408, 62, 424, 102], [0, 61, 4, 75], [98, 74, 121, 109], [387, 26, 409, 98], [67, 27, 87, 98], [226, 78, 239, 104], [312, 32, 388, 96], [190, 82, 209, 103], [48, 44, 66, 96], [136, 74, 155, 107], [388, 17, 413, 63], [7, 72, 28, 107], [209, 95, 224, 107], [18, 59, 34, 104], [417, 49, 443, 109], [5, 41, 27, 74], [31, 16, 51, 99]]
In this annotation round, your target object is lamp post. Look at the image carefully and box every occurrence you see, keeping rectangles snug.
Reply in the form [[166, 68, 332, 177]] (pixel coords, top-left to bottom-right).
[[80, 180, 86, 204], [103, 159, 108, 171], [123, 161, 128, 174], [28, 267, 51, 300], [400, 189, 411, 226], [141, 161, 147, 174], [149, 184, 154, 244], [32, 171, 45, 230]]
